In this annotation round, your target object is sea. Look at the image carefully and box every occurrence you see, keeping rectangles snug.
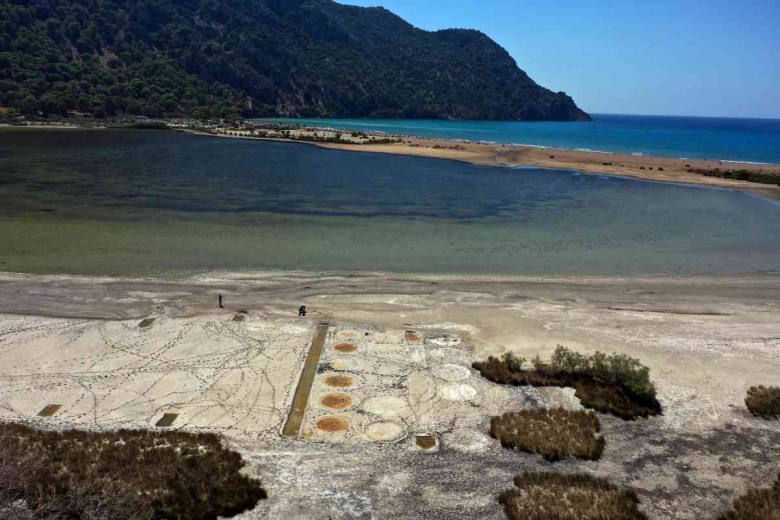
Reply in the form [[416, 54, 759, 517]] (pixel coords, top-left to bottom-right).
[[0, 126, 778, 277], [260, 114, 780, 165]]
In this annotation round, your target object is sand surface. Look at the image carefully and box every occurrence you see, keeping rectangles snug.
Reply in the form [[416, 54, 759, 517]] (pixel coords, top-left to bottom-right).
[[0, 270, 778, 519]]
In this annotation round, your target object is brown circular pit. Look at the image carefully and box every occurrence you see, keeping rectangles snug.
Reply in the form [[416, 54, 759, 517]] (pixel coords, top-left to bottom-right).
[[334, 342, 357, 353], [317, 416, 350, 432], [416, 435, 437, 450], [321, 393, 352, 410], [324, 375, 355, 388]]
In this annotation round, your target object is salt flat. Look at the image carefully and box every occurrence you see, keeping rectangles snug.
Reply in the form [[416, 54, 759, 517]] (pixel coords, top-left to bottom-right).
[[0, 271, 778, 519]]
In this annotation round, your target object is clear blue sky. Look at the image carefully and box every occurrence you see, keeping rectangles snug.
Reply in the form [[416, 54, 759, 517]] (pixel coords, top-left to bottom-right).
[[341, 0, 780, 118]]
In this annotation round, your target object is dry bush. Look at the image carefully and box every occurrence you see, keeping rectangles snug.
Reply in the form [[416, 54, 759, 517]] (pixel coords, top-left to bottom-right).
[[0, 423, 266, 520], [473, 347, 662, 420], [489, 408, 604, 461], [0, 443, 35, 520], [718, 472, 780, 519], [745, 386, 780, 419], [499, 472, 647, 520]]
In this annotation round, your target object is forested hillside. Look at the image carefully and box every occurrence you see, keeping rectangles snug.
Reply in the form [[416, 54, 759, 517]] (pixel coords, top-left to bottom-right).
[[0, 0, 590, 121]]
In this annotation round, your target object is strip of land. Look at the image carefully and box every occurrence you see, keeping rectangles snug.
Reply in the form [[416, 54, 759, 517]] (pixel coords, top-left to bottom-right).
[[196, 125, 780, 200]]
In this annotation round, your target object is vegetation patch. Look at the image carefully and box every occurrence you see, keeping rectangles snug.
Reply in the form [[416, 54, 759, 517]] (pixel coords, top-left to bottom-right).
[[689, 168, 780, 186], [745, 386, 780, 419], [473, 346, 661, 420], [499, 472, 647, 520], [0, 422, 265, 520], [121, 121, 171, 130], [718, 472, 780, 519], [490, 408, 604, 461]]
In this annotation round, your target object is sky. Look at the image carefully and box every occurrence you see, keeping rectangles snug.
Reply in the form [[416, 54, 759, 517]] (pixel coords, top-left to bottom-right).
[[341, 0, 780, 118]]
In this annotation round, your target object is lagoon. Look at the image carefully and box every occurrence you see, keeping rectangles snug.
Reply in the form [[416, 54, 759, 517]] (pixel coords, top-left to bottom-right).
[[1, 128, 779, 277]]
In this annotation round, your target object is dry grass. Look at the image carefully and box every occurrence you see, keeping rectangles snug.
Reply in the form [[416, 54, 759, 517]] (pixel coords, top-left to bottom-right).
[[0, 422, 266, 520], [473, 347, 662, 420], [499, 472, 647, 520], [490, 408, 604, 462], [718, 472, 780, 519], [745, 386, 780, 419]]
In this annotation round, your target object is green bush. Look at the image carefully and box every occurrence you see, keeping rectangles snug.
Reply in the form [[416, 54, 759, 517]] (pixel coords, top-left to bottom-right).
[[499, 472, 647, 520], [549, 346, 656, 404], [474, 347, 661, 420], [718, 472, 780, 519], [490, 408, 605, 461], [745, 386, 780, 419], [0, 422, 266, 520], [123, 121, 171, 130], [690, 168, 780, 186]]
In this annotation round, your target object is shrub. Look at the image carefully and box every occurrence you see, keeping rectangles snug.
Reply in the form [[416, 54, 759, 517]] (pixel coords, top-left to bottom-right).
[[499, 472, 647, 520], [718, 472, 780, 519], [473, 347, 661, 420], [549, 347, 656, 403], [124, 121, 170, 130], [0, 423, 266, 520], [490, 408, 604, 461], [691, 168, 780, 186], [745, 386, 780, 419]]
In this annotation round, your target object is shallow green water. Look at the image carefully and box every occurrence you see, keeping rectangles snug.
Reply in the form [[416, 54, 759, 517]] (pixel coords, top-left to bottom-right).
[[1, 129, 779, 277]]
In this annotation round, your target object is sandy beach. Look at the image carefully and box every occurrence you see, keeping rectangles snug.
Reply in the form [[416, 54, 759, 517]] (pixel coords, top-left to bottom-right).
[[1, 269, 778, 519]]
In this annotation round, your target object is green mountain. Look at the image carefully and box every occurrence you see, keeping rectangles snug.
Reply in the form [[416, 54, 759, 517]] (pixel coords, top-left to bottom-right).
[[0, 0, 590, 121]]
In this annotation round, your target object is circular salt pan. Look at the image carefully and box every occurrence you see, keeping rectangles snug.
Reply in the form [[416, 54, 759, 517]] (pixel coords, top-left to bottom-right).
[[438, 383, 477, 401], [432, 364, 471, 382], [317, 416, 350, 432], [444, 429, 491, 453], [427, 348, 472, 365], [331, 357, 360, 371], [365, 421, 406, 442], [363, 395, 410, 417], [334, 342, 358, 353], [321, 393, 353, 410], [428, 335, 461, 347], [324, 374, 355, 388]]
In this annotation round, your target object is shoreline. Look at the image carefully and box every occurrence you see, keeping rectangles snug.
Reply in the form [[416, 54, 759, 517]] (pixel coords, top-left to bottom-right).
[[184, 127, 780, 201]]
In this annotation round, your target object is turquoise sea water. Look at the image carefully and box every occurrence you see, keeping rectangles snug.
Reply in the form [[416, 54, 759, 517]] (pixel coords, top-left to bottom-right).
[[261, 114, 780, 164], [0, 129, 779, 277]]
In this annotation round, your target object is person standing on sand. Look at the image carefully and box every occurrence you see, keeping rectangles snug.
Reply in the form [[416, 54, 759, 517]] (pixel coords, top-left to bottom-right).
[[219, 294, 223, 309]]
